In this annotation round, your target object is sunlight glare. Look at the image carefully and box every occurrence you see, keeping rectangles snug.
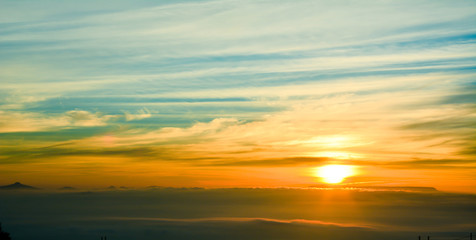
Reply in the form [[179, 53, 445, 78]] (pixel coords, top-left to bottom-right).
[[316, 165, 356, 184]]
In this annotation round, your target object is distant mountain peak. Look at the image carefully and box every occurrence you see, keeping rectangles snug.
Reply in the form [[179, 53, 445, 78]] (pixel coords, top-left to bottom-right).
[[0, 182, 38, 190]]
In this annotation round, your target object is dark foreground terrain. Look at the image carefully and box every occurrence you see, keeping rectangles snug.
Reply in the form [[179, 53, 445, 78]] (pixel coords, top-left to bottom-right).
[[0, 187, 475, 240]]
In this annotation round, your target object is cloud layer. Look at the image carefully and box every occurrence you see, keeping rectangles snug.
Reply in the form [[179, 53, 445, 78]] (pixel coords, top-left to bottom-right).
[[0, 0, 475, 191], [0, 188, 475, 240]]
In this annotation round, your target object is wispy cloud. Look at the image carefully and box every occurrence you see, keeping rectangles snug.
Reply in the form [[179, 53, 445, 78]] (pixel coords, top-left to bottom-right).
[[0, 110, 117, 133], [0, 0, 475, 191], [107, 216, 375, 229], [123, 108, 152, 121]]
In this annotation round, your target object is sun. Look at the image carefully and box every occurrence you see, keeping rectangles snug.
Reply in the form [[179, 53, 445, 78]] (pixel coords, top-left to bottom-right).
[[316, 165, 356, 184]]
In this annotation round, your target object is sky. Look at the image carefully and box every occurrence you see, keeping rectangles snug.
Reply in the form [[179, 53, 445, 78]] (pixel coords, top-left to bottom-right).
[[1, 0, 476, 192]]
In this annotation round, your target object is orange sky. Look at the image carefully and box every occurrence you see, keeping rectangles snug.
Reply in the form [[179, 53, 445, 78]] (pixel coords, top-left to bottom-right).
[[0, 0, 475, 193]]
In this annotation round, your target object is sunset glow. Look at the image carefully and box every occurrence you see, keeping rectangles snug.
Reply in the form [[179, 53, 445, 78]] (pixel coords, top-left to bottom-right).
[[1, 1, 475, 239], [0, 0, 475, 193], [317, 165, 356, 184]]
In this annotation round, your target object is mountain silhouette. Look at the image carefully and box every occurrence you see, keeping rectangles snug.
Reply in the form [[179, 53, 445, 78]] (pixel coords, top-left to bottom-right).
[[307, 185, 438, 192], [0, 222, 12, 240], [0, 182, 38, 190]]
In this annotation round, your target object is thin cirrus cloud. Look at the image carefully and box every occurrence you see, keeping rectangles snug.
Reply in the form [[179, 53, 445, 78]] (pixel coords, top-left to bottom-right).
[[0, 0, 475, 191], [0, 110, 111, 133]]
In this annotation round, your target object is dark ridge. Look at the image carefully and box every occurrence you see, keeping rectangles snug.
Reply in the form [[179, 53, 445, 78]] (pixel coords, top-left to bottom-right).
[[0, 182, 38, 190], [0, 222, 12, 240], [307, 185, 438, 192], [357, 186, 439, 192]]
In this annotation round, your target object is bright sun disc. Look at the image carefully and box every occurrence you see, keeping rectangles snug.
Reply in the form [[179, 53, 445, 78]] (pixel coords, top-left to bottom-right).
[[316, 165, 355, 184]]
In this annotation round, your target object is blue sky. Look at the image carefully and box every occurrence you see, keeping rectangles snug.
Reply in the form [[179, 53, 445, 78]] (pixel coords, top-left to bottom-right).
[[1, 0, 476, 191]]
